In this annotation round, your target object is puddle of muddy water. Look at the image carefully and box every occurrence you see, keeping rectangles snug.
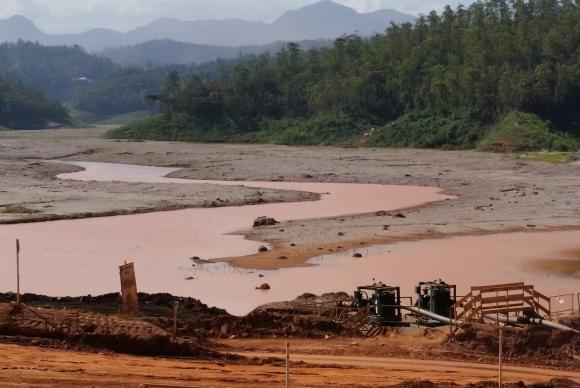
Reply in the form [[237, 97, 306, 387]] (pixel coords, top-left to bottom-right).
[[530, 249, 580, 279], [0, 161, 578, 316]]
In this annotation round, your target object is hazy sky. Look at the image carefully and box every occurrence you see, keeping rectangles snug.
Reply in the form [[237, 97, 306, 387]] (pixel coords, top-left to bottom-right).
[[2, 0, 474, 34]]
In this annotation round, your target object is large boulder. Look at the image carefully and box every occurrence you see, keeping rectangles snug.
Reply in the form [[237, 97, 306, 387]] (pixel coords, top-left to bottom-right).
[[253, 216, 279, 227]]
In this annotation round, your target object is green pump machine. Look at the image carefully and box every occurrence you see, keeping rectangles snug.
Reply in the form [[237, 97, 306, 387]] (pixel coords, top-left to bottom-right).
[[354, 283, 402, 325], [413, 279, 457, 326]]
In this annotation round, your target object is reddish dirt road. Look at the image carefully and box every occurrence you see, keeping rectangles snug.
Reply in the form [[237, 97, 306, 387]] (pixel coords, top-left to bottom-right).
[[0, 342, 577, 387]]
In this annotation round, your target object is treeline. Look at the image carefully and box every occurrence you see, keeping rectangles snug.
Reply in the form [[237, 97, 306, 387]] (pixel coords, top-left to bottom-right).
[[0, 79, 69, 129], [0, 41, 115, 101], [71, 60, 236, 116], [112, 0, 580, 150], [0, 41, 237, 121]]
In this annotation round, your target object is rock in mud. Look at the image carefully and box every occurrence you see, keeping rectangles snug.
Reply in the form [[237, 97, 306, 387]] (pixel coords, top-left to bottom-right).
[[253, 216, 279, 227], [353, 253, 363, 258], [256, 283, 271, 290], [189, 256, 211, 265], [258, 246, 269, 252]]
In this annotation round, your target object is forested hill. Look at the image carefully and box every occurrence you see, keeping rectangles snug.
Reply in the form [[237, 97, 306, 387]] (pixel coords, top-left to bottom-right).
[[0, 79, 69, 129], [0, 42, 115, 101], [70, 61, 234, 117], [111, 0, 580, 151]]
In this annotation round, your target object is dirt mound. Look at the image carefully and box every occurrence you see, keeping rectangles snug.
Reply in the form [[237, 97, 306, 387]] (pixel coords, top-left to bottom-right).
[[560, 315, 580, 331], [234, 292, 351, 337], [0, 303, 211, 357], [447, 323, 579, 364], [0, 292, 350, 339]]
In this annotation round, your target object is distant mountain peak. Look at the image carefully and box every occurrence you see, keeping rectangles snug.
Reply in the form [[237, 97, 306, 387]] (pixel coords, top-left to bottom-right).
[[0, 14, 43, 42], [4, 15, 37, 27], [6, 15, 32, 22], [304, 0, 353, 9], [277, 0, 358, 20], [146, 16, 182, 25]]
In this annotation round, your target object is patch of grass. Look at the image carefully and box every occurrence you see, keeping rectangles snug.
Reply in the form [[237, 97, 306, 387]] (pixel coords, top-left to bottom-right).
[[108, 111, 367, 145], [66, 106, 98, 127], [107, 109, 580, 151], [1, 205, 40, 214], [363, 112, 481, 149], [478, 111, 579, 152], [107, 113, 227, 141], [517, 152, 575, 164], [245, 112, 367, 145], [99, 111, 151, 126], [68, 106, 151, 128]]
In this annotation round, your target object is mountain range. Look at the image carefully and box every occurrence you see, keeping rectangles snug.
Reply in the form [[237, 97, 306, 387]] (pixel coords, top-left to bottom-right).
[[0, 1, 415, 52], [100, 39, 332, 67]]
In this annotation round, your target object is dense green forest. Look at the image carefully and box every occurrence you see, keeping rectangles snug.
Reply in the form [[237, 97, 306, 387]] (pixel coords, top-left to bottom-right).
[[0, 41, 115, 101], [71, 61, 236, 117], [0, 41, 236, 122], [111, 0, 580, 151], [0, 79, 69, 129]]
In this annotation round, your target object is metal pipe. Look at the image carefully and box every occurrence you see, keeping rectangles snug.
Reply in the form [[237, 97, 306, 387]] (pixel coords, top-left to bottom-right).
[[403, 306, 464, 326], [484, 314, 579, 333], [403, 307, 578, 333]]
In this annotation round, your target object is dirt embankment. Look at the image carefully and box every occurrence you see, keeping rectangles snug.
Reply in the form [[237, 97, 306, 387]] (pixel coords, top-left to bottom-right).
[[0, 302, 214, 358], [1, 292, 578, 370], [0, 291, 578, 387]]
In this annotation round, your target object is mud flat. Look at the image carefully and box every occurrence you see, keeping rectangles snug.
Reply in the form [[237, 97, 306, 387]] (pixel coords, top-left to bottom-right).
[[1, 128, 580, 238], [0, 128, 317, 224]]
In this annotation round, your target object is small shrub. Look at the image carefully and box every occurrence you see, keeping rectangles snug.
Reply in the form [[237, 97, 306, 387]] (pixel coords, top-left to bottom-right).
[[478, 111, 578, 152]]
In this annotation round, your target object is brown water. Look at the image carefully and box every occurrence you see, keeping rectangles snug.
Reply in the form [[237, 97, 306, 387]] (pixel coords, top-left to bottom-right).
[[0, 161, 452, 314], [188, 230, 580, 315], [1, 161, 578, 316]]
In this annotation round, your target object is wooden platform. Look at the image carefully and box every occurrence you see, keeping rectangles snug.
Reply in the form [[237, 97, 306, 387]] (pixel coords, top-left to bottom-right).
[[454, 282, 551, 326]]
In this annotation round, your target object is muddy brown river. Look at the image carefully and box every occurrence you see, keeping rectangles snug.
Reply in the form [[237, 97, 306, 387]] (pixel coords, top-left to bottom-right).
[[0, 162, 578, 315]]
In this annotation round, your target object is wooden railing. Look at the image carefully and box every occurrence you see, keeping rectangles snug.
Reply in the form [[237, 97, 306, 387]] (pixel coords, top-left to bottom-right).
[[452, 282, 552, 331]]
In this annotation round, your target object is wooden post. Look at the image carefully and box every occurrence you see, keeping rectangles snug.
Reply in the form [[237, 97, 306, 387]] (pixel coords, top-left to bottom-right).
[[16, 239, 21, 307], [119, 262, 139, 314], [498, 325, 503, 388], [172, 300, 179, 342], [285, 340, 290, 388]]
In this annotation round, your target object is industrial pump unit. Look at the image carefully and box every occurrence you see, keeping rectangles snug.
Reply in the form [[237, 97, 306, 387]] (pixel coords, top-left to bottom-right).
[[354, 283, 402, 325], [413, 279, 457, 325]]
